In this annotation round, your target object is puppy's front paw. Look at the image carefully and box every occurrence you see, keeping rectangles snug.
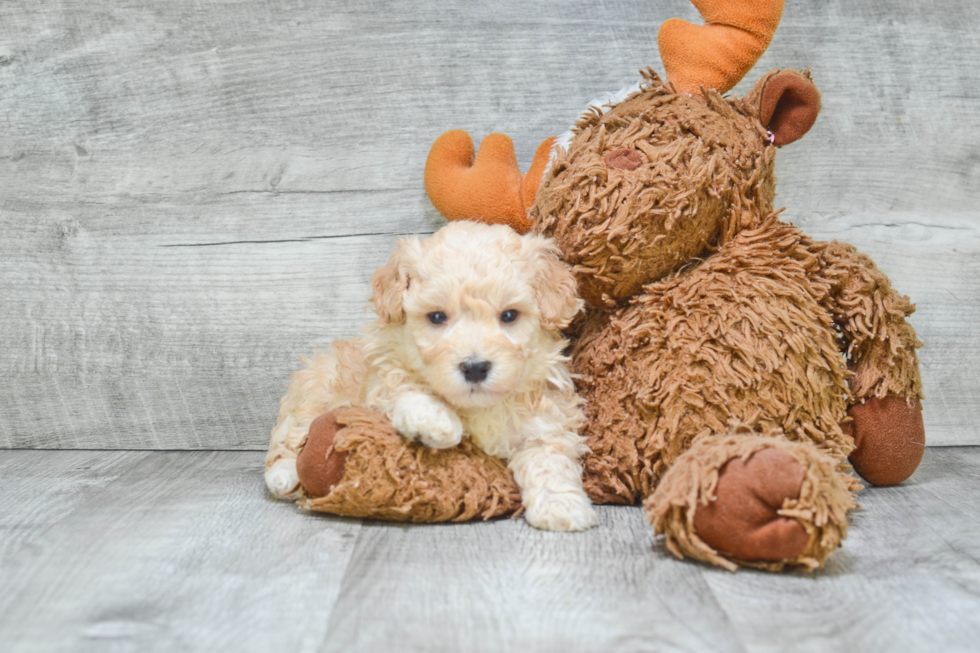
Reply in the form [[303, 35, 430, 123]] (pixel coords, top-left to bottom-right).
[[265, 459, 301, 500], [391, 393, 464, 449], [525, 491, 597, 532]]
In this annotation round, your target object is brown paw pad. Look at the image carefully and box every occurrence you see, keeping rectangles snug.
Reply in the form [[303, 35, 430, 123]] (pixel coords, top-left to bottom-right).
[[296, 411, 349, 498], [845, 396, 925, 487], [693, 449, 809, 562]]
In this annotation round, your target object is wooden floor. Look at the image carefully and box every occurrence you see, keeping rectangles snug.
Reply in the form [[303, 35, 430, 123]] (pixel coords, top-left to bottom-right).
[[0, 447, 977, 652]]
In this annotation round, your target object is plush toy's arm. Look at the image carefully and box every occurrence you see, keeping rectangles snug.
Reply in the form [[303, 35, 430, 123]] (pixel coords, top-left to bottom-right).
[[424, 131, 555, 234], [811, 241, 923, 401], [810, 240, 925, 486]]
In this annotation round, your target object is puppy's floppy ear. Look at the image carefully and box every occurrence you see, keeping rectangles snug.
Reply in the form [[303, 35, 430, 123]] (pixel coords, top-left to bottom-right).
[[522, 234, 584, 330], [370, 237, 418, 325]]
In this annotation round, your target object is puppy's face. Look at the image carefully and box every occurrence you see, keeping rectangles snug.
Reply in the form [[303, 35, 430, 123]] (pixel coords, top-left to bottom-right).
[[371, 221, 582, 408]]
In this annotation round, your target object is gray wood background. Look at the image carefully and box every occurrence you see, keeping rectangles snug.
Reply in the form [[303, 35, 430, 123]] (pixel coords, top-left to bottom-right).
[[1, 0, 978, 449]]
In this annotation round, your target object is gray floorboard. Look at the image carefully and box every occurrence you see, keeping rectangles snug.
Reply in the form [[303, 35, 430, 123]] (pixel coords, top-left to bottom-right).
[[1, 448, 978, 652], [323, 508, 743, 653], [0, 451, 361, 653], [0, 450, 149, 565]]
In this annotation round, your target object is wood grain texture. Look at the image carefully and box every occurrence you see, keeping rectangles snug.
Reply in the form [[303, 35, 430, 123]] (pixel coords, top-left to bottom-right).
[[1, 0, 977, 448], [1, 448, 978, 652], [0, 450, 148, 564], [0, 450, 362, 653], [323, 507, 744, 653], [705, 447, 980, 653]]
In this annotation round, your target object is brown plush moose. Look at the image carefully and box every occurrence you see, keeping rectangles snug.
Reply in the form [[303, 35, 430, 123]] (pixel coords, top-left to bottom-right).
[[283, 0, 925, 571]]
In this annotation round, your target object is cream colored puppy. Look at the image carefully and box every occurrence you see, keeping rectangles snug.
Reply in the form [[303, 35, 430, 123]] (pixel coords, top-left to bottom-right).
[[264, 221, 596, 531]]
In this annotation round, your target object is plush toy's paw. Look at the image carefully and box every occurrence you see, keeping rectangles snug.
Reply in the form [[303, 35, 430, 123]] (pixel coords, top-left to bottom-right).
[[298, 407, 523, 522], [524, 490, 597, 532], [692, 449, 809, 562], [646, 435, 855, 571], [844, 396, 925, 486], [391, 393, 464, 449], [296, 411, 349, 498], [265, 458, 301, 500]]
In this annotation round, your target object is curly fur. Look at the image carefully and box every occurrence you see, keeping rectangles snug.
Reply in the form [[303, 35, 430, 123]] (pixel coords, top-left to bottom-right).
[[265, 221, 597, 531], [533, 69, 777, 308]]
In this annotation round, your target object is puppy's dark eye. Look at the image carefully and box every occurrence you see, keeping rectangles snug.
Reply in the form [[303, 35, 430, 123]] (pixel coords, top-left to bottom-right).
[[427, 311, 448, 325], [500, 309, 519, 324]]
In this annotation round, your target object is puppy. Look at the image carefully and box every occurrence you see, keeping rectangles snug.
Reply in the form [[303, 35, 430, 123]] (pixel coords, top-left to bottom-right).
[[264, 220, 596, 531]]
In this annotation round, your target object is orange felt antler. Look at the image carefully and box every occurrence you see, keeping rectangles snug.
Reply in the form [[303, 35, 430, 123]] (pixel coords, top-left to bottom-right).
[[424, 130, 556, 234], [660, 0, 785, 95]]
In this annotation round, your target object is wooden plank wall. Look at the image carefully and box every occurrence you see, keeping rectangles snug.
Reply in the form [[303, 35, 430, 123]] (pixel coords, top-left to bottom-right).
[[1, 0, 977, 449]]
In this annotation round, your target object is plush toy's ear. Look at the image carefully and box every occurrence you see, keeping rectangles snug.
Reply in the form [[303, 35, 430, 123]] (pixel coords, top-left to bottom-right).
[[750, 69, 821, 147], [521, 235, 584, 331], [370, 238, 417, 325]]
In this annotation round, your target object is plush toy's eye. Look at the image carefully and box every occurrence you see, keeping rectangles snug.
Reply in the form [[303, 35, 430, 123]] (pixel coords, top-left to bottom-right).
[[427, 311, 448, 325], [500, 309, 519, 324]]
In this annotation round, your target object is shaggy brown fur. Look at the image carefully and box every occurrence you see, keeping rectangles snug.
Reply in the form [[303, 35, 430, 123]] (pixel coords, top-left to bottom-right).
[[530, 69, 923, 569], [811, 240, 923, 400], [532, 69, 777, 308], [300, 407, 522, 522], [569, 217, 858, 504], [645, 432, 856, 572]]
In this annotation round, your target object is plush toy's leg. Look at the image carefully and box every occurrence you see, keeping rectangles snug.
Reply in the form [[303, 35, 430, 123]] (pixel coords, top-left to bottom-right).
[[645, 434, 856, 572], [265, 342, 366, 500], [810, 240, 926, 486], [690, 448, 809, 562], [843, 396, 925, 486], [296, 407, 523, 523]]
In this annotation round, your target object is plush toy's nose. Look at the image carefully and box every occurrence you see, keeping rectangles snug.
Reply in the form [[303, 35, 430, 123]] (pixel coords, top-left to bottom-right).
[[460, 358, 492, 383], [605, 148, 643, 170]]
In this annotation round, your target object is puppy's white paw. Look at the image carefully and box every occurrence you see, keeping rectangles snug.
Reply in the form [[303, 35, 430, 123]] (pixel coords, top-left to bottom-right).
[[265, 459, 301, 500], [391, 393, 464, 449], [524, 490, 597, 532]]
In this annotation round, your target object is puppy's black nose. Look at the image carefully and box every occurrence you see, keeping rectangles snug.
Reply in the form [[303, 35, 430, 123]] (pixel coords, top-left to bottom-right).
[[460, 359, 492, 384]]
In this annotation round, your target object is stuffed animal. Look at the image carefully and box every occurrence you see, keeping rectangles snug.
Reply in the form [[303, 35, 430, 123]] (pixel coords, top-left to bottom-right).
[[283, 0, 926, 571]]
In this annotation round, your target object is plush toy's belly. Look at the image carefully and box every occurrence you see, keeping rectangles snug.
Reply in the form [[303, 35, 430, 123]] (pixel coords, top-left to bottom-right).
[[574, 234, 853, 503]]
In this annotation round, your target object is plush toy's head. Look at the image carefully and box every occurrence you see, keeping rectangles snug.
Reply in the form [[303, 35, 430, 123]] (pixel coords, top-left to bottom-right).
[[425, 0, 821, 308], [532, 68, 821, 308]]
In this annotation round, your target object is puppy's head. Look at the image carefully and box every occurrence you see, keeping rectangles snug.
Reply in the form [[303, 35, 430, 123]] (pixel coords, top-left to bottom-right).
[[371, 221, 583, 408]]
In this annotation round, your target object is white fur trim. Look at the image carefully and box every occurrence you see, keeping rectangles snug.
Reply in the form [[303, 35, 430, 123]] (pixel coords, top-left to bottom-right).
[[549, 81, 643, 171]]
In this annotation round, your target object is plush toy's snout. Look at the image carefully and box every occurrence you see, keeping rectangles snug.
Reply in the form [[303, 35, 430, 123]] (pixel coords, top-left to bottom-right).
[[605, 149, 643, 171]]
